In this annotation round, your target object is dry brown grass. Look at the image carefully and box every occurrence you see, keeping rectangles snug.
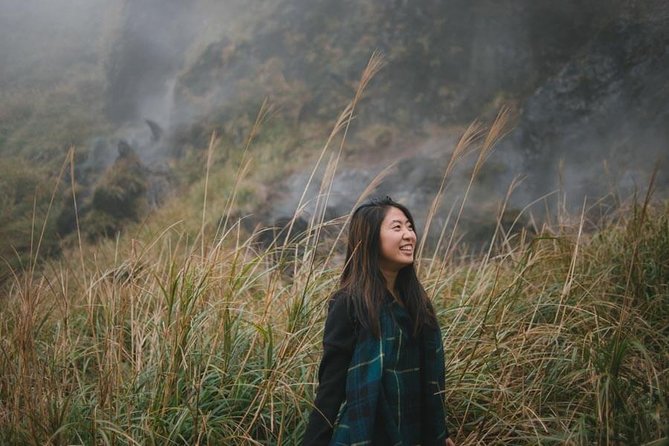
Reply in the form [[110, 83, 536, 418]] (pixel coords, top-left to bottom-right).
[[0, 53, 666, 446]]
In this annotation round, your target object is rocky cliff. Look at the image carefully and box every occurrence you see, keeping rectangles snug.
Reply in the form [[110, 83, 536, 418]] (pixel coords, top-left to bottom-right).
[[162, 0, 668, 230]]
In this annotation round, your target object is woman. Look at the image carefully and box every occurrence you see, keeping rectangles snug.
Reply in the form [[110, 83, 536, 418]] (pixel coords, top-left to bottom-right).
[[304, 196, 455, 446]]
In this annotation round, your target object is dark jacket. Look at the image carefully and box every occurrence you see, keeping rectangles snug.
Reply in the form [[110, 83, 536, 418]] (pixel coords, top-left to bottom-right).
[[303, 292, 449, 446]]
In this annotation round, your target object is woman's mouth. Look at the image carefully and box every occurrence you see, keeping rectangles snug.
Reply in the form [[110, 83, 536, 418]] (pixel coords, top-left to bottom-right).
[[400, 245, 414, 254]]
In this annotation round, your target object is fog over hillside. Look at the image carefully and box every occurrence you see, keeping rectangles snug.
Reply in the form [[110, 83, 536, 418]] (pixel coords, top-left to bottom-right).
[[0, 0, 108, 86], [1, 5, 668, 443], [1, 0, 667, 237]]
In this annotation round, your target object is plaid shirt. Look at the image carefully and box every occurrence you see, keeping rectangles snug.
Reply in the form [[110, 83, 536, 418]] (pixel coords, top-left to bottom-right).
[[330, 298, 448, 446]]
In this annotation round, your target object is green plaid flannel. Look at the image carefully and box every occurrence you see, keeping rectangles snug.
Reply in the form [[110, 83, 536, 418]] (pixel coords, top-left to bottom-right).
[[331, 301, 448, 445]]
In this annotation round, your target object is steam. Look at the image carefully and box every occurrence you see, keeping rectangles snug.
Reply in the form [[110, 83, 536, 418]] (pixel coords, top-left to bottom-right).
[[1, 0, 666, 230]]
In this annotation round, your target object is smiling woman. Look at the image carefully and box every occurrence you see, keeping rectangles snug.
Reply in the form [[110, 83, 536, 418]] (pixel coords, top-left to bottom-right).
[[378, 206, 417, 286], [303, 196, 455, 446]]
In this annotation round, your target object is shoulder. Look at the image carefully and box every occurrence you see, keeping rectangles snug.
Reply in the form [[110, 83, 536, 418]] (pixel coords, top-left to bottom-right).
[[322, 290, 358, 348], [324, 289, 359, 333], [326, 290, 353, 318]]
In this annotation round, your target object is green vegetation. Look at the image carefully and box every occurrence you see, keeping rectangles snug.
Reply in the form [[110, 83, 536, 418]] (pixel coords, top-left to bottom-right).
[[0, 60, 667, 444], [0, 157, 66, 283], [1, 171, 667, 445]]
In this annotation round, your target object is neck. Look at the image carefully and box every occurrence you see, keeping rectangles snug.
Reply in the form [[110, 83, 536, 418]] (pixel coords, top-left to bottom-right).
[[380, 267, 398, 296]]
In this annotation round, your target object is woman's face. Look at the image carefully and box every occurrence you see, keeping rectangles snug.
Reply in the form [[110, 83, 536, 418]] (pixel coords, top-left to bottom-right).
[[378, 206, 416, 272]]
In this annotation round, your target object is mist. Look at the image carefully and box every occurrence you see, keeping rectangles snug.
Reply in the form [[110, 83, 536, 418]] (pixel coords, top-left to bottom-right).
[[1, 0, 667, 238]]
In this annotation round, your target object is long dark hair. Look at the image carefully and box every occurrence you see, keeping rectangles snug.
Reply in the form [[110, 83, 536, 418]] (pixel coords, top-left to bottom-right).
[[340, 196, 438, 338]]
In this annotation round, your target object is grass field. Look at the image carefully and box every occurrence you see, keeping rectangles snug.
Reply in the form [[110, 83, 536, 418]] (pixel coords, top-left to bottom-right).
[[2, 179, 667, 445], [1, 55, 667, 445]]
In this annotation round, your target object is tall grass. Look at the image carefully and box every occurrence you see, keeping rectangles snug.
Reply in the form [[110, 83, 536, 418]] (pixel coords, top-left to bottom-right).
[[1, 55, 667, 445]]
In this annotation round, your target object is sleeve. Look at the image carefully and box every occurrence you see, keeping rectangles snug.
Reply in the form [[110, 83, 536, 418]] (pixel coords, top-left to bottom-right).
[[303, 293, 357, 446]]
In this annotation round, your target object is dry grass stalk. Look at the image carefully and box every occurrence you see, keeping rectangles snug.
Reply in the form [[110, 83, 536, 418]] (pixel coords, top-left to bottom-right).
[[417, 120, 484, 263], [1, 64, 667, 446]]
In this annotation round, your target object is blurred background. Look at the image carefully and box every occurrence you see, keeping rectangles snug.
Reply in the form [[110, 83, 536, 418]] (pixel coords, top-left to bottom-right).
[[1, 0, 668, 280]]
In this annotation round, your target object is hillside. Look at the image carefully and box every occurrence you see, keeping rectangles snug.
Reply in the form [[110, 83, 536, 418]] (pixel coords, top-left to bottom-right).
[[1, 0, 668, 285], [0, 2, 668, 443], [1, 160, 667, 443]]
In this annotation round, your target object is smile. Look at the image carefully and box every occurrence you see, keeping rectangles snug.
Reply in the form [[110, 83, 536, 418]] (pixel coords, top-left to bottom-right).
[[400, 245, 414, 254]]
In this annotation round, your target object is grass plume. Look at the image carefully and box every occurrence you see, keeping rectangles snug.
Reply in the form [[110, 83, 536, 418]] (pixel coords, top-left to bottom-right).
[[0, 55, 666, 446]]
